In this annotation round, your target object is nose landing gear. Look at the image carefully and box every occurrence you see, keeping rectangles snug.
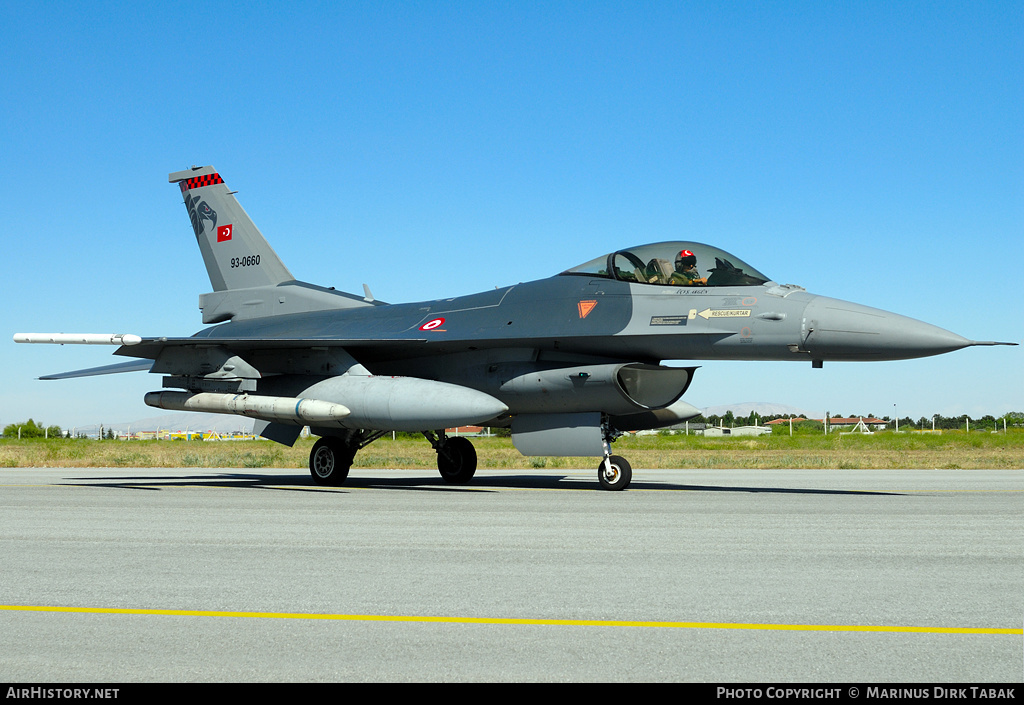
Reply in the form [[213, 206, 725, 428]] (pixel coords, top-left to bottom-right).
[[597, 454, 632, 491]]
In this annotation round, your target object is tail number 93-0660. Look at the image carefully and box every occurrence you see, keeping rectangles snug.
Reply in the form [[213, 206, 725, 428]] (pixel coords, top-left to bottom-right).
[[231, 255, 261, 268]]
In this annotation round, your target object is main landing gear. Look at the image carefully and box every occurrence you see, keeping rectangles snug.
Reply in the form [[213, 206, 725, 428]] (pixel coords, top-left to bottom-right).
[[424, 430, 478, 484], [308, 430, 382, 486], [307, 429, 479, 487], [308, 427, 630, 490]]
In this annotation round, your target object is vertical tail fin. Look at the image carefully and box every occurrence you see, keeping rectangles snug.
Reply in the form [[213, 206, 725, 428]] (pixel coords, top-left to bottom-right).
[[169, 166, 294, 292]]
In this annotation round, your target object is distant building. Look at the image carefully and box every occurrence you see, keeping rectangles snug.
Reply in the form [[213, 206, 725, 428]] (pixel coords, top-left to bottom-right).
[[660, 422, 707, 433], [700, 425, 772, 437], [766, 417, 821, 426], [445, 426, 487, 436], [828, 417, 888, 431], [764, 417, 888, 431]]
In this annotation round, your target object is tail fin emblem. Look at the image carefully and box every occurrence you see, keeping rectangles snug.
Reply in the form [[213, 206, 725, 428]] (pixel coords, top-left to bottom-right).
[[184, 192, 217, 237]]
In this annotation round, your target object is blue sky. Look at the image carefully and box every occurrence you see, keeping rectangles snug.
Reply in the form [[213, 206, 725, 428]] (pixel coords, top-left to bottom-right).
[[2, 1, 1021, 430]]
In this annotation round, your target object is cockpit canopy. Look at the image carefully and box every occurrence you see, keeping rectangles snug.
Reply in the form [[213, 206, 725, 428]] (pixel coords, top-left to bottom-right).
[[560, 242, 771, 288]]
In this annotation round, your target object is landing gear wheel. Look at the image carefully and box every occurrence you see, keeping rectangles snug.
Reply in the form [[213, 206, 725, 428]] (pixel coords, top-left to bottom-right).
[[309, 437, 354, 486], [598, 455, 632, 491], [437, 436, 477, 484]]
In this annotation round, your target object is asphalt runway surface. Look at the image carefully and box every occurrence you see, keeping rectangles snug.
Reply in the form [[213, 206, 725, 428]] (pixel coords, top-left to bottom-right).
[[1, 466, 1020, 682]]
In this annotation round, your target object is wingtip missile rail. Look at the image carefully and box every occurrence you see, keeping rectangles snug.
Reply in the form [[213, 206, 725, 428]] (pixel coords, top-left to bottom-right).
[[14, 333, 143, 346]]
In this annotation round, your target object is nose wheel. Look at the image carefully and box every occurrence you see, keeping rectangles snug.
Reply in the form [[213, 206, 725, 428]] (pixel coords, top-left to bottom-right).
[[598, 455, 632, 491]]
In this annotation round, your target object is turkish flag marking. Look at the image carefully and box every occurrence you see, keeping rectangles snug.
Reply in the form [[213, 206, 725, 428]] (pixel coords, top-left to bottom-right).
[[217, 224, 233, 242]]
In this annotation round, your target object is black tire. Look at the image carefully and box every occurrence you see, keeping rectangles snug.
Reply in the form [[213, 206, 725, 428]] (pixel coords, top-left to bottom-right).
[[597, 455, 631, 491], [309, 437, 353, 486], [437, 436, 477, 484]]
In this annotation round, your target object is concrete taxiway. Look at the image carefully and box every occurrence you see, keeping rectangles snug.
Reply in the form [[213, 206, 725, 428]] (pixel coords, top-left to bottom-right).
[[0, 467, 1020, 682]]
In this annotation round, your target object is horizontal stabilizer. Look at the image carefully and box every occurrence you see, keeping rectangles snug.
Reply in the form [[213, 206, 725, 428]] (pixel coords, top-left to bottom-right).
[[39, 359, 154, 380]]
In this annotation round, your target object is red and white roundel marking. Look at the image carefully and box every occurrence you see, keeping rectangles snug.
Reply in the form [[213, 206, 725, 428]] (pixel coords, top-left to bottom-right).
[[419, 317, 446, 331]]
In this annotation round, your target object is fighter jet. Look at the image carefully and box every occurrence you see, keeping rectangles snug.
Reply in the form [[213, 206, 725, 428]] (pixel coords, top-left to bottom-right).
[[15, 166, 1014, 490]]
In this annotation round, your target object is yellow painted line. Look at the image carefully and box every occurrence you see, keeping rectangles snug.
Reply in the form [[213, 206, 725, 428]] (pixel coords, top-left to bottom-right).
[[1, 605, 1018, 635]]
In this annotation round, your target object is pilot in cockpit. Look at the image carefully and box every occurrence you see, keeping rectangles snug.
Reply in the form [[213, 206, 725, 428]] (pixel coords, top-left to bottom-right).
[[671, 249, 707, 286]]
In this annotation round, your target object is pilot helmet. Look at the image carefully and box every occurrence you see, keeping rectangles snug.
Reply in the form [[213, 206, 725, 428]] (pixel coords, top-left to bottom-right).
[[675, 250, 697, 269]]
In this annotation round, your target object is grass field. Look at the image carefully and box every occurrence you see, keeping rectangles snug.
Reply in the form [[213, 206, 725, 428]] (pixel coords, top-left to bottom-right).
[[2, 430, 1023, 470]]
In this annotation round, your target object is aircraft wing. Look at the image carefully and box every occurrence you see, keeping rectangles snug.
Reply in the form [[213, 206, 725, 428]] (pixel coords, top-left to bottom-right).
[[111, 336, 430, 360], [15, 332, 434, 381]]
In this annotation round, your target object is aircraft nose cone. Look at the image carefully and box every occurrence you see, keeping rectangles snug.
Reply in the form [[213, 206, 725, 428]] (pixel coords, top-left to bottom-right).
[[802, 296, 971, 361]]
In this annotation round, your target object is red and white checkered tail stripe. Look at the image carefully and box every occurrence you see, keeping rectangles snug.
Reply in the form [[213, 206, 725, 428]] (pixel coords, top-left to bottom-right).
[[179, 173, 225, 192]]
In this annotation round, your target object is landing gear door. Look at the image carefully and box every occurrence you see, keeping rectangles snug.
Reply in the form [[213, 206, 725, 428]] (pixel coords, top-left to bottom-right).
[[511, 412, 604, 457]]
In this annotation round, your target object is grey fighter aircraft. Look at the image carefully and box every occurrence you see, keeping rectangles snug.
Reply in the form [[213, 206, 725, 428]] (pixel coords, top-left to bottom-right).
[[15, 166, 1014, 490]]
